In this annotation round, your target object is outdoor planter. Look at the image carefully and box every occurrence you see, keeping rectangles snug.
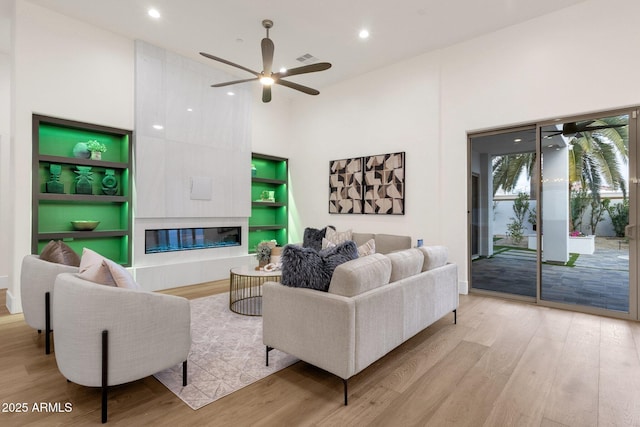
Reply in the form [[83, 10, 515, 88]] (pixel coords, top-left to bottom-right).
[[527, 234, 595, 254], [569, 235, 595, 255]]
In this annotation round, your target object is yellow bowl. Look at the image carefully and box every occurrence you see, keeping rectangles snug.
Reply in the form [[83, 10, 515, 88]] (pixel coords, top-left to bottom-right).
[[71, 220, 100, 231]]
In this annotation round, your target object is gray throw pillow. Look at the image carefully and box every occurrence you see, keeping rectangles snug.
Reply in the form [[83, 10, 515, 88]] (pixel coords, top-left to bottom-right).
[[281, 240, 358, 291], [302, 225, 335, 251], [39, 240, 81, 267]]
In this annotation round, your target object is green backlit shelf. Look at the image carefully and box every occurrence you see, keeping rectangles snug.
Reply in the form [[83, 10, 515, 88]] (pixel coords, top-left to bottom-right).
[[249, 153, 288, 252], [32, 114, 133, 266]]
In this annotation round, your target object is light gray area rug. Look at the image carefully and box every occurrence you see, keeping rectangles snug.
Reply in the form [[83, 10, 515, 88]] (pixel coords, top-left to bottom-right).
[[154, 292, 298, 410]]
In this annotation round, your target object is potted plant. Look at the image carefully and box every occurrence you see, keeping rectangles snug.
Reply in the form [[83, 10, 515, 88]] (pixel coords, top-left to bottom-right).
[[255, 240, 275, 270], [86, 140, 107, 160]]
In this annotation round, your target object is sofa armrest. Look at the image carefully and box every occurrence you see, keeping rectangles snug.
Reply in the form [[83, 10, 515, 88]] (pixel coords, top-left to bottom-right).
[[52, 273, 191, 387], [263, 281, 356, 379]]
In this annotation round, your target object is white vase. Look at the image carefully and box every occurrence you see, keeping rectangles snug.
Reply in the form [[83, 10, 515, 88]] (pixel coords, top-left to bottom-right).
[[90, 151, 102, 160]]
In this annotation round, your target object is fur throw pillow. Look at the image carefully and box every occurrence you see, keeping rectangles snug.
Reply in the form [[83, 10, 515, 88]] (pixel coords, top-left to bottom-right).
[[281, 240, 358, 291], [302, 225, 335, 251]]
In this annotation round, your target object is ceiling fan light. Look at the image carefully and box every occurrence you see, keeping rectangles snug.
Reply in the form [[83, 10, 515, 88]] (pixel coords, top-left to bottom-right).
[[260, 76, 275, 86]]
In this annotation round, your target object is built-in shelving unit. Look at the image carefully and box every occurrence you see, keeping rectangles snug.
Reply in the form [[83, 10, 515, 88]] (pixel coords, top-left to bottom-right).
[[32, 114, 133, 265], [249, 153, 288, 251]]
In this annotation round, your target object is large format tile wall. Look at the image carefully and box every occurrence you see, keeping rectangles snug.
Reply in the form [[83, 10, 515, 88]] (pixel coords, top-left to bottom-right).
[[133, 41, 254, 290]]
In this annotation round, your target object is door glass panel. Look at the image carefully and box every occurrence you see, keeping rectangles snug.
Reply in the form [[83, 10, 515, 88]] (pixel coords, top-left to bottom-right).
[[540, 114, 630, 312], [470, 128, 537, 298]]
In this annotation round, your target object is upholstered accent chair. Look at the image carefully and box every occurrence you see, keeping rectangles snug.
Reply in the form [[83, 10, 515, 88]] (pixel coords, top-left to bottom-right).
[[53, 273, 191, 423], [20, 255, 79, 354]]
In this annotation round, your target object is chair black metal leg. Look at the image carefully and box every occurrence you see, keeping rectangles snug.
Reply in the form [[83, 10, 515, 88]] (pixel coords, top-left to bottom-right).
[[182, 360, 188, 387], [266, 346, 273, 367], [45, 292, 51, 354], [101, 330, 108, 424], [453, 309, 457, 325], [343, 379, 348, 405]]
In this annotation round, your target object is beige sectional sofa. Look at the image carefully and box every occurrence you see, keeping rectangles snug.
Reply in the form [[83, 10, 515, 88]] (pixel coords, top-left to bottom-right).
[[263, 244, 458, 404]]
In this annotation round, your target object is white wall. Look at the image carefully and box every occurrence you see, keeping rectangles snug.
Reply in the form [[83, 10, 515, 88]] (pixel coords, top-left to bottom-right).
[[287, 51, 442, 246], [288, 0, 640, 293], [5, 0, 640, 310], [440, 0, 640, 291], [6, 1, 134, 312], [0, 0, 13, 290]]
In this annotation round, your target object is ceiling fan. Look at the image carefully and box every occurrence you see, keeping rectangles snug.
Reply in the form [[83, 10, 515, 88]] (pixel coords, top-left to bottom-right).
[[543, 120, 627, 137], [200, 19, 332, 103]]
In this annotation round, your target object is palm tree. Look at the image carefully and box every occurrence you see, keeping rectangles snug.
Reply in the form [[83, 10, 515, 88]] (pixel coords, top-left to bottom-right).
[[567, 116, 628, 200], [493, 115, 628, 199]]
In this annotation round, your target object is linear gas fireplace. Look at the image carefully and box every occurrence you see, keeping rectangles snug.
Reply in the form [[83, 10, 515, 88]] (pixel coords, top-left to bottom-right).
[[145, 226, 241, 254]]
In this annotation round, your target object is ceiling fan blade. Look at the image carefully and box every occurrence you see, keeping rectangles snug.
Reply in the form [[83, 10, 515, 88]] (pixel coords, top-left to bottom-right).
[[276, 79, 320, 95], [199, 52, 260, 77], [275, 62, 332, 78], [211, 77, 258, 88], [261, 38, 274, 75], [262, 85, 272, 103], [581, 124, 627, 131]]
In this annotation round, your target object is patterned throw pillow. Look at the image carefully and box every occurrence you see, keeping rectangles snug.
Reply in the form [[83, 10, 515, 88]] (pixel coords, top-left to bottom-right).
[[322, 237, 376, 257], [281, 241, 359, 291], [324, 228, 353, 245]]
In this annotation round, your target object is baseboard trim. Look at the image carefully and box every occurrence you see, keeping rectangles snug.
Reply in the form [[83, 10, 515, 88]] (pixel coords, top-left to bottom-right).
[[458, 280, 469, 295], [6, 289, 22, 314]]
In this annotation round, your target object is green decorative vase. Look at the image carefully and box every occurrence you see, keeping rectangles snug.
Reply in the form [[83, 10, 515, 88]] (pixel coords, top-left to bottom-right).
[[46, 164, 64, 194], [74, 166, 93, 195], [101, 169, 118, 195]]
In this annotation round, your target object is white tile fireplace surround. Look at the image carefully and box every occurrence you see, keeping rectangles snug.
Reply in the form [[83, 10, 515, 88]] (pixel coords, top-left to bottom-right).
[[133, 41, 254, 291]]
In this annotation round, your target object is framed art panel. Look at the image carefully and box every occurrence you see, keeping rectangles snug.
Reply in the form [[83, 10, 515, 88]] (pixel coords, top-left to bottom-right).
[[329, 157, 363, 214], [363, 152, 405, 215]]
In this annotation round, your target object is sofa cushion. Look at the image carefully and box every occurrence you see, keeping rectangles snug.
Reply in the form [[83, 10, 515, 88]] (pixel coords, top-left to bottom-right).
[[418, 246, 449, 271], [39, 240, 81, 267], [387, 249, 423, 282], [328, 253, 392, 297], [281, 240, 359, 292], [374, 234, 412, 254], [351, 232, 375, 247]]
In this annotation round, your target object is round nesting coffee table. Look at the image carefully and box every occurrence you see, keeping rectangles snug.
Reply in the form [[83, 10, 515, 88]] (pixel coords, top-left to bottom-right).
[[229, 266, 282, 316]]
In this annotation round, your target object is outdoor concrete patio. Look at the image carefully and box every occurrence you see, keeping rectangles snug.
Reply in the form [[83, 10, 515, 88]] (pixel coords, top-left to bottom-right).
[[471, 236, 629, 312]]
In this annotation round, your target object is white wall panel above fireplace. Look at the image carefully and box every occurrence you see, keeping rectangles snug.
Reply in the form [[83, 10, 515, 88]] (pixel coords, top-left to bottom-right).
[[134, 40, 251, 219]]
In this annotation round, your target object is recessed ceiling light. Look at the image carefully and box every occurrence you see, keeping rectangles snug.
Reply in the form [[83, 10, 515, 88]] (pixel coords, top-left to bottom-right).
[[359, 29, 370, 39], [148, 8, 161, 19], [279, 67, 287, 73], [514, 138, 522, 142], [227, 91, 235, 96], [152, 124, 164, 130], [186, 108, 193, 112]]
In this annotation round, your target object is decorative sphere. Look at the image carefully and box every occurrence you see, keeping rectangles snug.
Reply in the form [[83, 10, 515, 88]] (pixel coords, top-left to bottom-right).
[[73, 142, 91, 159]]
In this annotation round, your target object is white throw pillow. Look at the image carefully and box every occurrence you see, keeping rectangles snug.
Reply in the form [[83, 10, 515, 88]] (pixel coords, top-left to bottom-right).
[[78, 248, 116, 286], [78, 248, 139, 289]]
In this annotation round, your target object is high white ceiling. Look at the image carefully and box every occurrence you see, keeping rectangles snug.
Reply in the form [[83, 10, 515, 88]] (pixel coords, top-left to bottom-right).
[[22, 0, 587, 91]]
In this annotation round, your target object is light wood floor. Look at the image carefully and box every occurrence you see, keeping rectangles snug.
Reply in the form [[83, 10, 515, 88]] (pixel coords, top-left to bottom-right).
[[1, 284, 640, 426]]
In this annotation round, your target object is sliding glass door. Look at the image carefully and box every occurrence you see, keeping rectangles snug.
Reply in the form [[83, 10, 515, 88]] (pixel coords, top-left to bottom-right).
[[469, 108, 639, 319], [539, 111, 637, 316]]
